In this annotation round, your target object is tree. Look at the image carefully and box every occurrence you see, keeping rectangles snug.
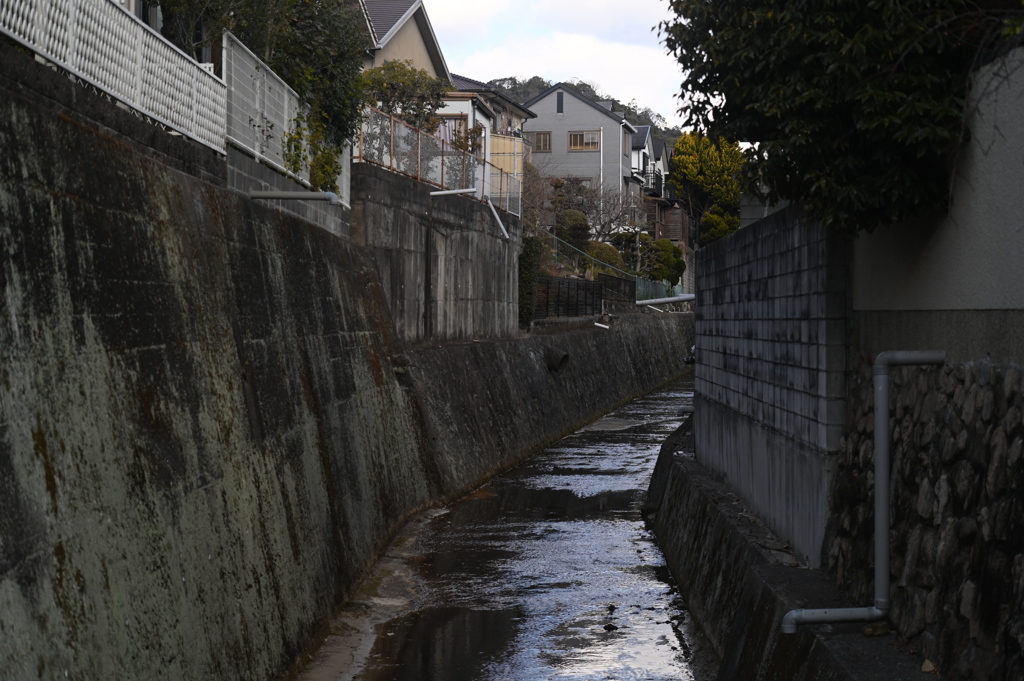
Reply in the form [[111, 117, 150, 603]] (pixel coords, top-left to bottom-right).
[[585, 241, 626, 273], [159, 0, 369, 189], [610, 231, 658, 276], [650, 239, 686, 286], [555, 209, 591, 253], [670, 133, 744, 245], [661, 0, 1015, 232], [361, 60, 451, 132]]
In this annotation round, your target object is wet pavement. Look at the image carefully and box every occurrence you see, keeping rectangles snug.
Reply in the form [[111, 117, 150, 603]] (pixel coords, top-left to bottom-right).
[[298, 375, 718, 681]]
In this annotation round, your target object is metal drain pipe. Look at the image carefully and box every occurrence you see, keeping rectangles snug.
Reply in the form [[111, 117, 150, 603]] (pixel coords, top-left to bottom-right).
[[782, 350, 946, 634]]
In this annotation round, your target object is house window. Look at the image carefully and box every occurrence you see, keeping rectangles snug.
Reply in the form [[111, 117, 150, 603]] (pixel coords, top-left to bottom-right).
[[531, 132, 551, 153], [569, 131, 600, 151], [557, 91, 564, 113]]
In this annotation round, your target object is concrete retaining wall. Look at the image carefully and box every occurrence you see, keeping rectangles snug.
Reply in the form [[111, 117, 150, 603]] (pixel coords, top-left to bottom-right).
[[694, 205, 849, 566], [648, 456, 932, 681], [0, 45, 694, 681], [350, 162, 521, 344]]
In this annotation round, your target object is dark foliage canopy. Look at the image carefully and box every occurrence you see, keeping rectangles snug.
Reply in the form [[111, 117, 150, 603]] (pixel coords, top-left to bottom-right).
[[662, 0, 1015, 231]]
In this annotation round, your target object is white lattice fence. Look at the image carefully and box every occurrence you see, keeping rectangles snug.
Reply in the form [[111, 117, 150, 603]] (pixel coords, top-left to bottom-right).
[[0, 0, 227, 152], [222, 32, 310, 186]]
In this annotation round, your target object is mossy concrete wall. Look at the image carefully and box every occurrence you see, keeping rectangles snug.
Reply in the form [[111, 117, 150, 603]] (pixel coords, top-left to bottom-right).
[[0, 45, 694, 681]]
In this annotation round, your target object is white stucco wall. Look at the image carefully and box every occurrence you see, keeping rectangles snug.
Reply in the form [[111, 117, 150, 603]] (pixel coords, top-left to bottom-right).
[[853, 48, 1024, 311]]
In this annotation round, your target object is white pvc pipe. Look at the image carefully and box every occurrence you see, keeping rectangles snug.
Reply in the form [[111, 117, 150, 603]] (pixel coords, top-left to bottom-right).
[[485, 197, 510, 241], [250, 190, 340, 205], [781, 350, 946, 634], [636, 294, 696, 305], [429, 187, 476, 196]]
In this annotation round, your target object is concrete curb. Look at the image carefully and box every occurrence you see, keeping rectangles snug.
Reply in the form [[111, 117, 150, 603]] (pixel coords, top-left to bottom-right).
[[648, 456, 938, 680]]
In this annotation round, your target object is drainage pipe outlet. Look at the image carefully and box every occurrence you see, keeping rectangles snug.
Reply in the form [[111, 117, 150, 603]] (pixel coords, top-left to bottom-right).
[[781, 350, 946, 634], [543, 347, 569, 373]]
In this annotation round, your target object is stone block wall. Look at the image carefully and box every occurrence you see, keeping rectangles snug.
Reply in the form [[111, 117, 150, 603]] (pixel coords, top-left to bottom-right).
[[350, 163, 521, 344], [824, 356, 1024, 680], [694, 205, 849, 566]]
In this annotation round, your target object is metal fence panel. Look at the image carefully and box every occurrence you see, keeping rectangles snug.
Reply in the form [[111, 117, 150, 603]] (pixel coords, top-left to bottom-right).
[[598, 273, 636, 302], [0, 0, 226, 152], [354, 107, 522, 216], [534, 277, 603, 319], [223, 32, 309, 184]]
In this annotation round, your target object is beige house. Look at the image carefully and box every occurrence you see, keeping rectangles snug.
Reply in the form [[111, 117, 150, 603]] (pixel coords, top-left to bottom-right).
[[362, 0, 451, 81]]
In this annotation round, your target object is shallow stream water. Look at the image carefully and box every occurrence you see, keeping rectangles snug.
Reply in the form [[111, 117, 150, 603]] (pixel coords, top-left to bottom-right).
[[298, 375, 718, 681]]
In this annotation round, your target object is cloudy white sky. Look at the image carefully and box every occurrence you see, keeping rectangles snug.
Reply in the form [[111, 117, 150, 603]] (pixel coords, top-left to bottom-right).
[[422, 0, 687, 128]]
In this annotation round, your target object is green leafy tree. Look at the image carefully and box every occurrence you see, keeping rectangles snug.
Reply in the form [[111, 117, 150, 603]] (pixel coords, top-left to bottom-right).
[[650, 239, 686, 286], [661, 0, 1014, 232], [610, 231, 657, 276], [670, 133, 743, 245], [585, 241, 626, 273], [361, 60, 451, 132], [555, 209, 591, 255]]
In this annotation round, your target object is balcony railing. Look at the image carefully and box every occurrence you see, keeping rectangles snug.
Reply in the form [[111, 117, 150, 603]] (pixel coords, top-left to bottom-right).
[[355, 108, 521, 216], [223, 31, 310, 186], [0, 0, 227, 152], [643, 168, 663, 197]]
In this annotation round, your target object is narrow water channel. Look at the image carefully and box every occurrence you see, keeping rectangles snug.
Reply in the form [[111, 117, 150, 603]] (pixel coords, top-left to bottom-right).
[[300, 375, 717, 681]]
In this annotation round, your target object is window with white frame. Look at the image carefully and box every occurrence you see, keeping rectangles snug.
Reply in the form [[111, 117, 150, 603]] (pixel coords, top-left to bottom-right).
[[568, 131, 600, 151]]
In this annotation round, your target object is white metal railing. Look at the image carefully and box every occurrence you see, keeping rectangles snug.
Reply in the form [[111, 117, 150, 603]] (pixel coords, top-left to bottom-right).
[[223, 31, 310, 186], [0, 0, 227, 152], [355, 108, 522, 216]]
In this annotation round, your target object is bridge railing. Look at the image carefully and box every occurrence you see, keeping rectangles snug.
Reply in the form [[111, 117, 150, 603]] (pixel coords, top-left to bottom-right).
[[0, 0, 227, 152]]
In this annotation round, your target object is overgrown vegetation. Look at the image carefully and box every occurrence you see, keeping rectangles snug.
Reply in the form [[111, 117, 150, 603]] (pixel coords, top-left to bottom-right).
[[670, 133, 744, 245], [661, 0, 1023, 232], [160, 0, 369, 190]]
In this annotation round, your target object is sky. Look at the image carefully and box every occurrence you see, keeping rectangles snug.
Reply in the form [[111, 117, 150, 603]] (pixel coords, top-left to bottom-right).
[[422, 0, 687, 129]]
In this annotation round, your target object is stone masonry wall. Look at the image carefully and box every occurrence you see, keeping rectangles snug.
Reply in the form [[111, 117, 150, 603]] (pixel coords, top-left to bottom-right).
[[824, 356, 1024, 681], [694, 205, 848, 566]]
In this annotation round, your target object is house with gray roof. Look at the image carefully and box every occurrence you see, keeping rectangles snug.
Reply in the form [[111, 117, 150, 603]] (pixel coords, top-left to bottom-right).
[[451, 73, 536, 137], [522, 83, 639, 205], [363, 0, 451, 81]]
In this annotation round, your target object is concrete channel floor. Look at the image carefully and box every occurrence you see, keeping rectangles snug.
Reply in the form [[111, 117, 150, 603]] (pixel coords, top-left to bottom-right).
[[295, 376, 719, 681]]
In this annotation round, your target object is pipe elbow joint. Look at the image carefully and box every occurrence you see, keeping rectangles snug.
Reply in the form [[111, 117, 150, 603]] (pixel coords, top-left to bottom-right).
[[781, 609, 801, 634]]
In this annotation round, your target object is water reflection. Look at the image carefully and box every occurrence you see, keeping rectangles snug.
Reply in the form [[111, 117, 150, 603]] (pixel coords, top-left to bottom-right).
[[351, 379, 718, 681]]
